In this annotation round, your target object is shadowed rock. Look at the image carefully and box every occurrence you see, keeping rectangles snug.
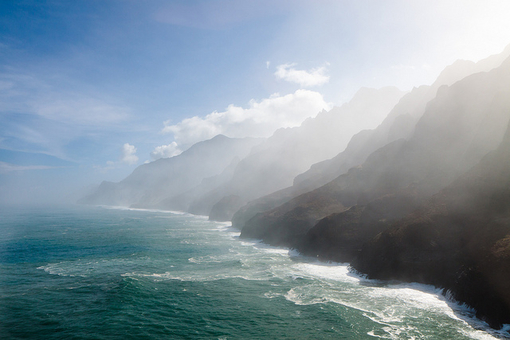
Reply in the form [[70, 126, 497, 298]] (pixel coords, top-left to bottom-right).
[[233, 47, 510, 231], [239, 54, 510, 254], [353, 119, 510, 329]]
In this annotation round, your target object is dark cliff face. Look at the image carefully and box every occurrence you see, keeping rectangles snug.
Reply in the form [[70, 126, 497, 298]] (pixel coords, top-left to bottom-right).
[[298, 193, 423, 263], [240, 165, 364, 246], [236, 54, 510, 330], [233, 49, 510, 233], [238, 55, 510, 251], [232, 94, 421, 232], [353, 121, 510, 329]]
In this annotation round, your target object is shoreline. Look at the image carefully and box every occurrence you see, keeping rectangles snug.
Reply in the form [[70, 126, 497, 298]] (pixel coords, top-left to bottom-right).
[[93, 203, 510, 338]]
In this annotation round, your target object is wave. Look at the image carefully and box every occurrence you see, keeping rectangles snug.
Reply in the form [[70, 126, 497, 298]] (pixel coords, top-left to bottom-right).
[[120, 271, 269, 282], [98, 205, 197, 217], [31, 207, 509, 339]]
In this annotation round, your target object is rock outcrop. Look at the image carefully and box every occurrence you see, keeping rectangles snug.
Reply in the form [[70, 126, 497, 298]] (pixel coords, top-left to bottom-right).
[[233, 47, 510, 231], [239, 54, 510, 252], [298, 192, 423, 263], [79, 45, 510, 331], [353, 119, 510, 329]]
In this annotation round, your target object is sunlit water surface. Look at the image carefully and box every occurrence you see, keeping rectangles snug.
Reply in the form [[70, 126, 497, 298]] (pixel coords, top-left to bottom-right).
[[1, 205, 508, 339]]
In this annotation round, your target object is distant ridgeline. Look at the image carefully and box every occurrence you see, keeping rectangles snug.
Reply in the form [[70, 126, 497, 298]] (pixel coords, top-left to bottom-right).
[[80, 45, 510, 330]]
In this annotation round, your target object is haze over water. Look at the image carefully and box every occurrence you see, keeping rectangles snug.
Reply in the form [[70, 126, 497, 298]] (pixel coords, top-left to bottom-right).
[[2, 2, 510, 338], [1, 1, 510, 203], [1, 205, 506, 339]]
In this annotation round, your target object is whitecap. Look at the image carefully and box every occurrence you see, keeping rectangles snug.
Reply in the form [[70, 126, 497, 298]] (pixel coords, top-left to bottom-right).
[[263, 291, 282, 299], [290, 262, 359, 283], [284, 286, 328, 306]]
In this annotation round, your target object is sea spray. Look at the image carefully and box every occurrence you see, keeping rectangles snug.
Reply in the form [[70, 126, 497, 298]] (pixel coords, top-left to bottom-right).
[[0, 205, 506, 339]]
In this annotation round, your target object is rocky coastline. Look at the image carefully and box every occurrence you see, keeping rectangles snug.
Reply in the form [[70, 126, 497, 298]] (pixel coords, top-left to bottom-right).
[[237, 120, 510, 330], [234, 57, 510, 331], [81, 48, 510, 332]]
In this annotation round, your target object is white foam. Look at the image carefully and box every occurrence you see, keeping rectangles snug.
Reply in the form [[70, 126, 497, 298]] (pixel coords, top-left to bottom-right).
[[290, 262, 359, 283], [37, 258, 146, 278], [284, 286, 329, 306], [89, 207, 508, 339], [121, 270, 269, 282], [98, 205, 199, 217], [240, 240, 258, 247], [188, 255, 229, 264], [263, 291, 282, 299], [213, 221, 233, 229], [268, 258, 506, 339], [37, 263, 82, 277], [259, 247, 289, 255]]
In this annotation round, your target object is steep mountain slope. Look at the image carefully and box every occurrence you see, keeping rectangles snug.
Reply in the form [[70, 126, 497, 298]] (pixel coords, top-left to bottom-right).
[[153, 155, 242, 213], [240, 55, 510, 248], [78, 135, 262, 207], [178, 86, 404, 218], [232, 46, 510, 230], [353, 119, 510, 329], [295, 44, 510, 191]]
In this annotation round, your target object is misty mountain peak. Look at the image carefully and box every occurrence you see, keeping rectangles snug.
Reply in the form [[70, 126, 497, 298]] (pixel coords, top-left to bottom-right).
[[434, 44, 510, 89]]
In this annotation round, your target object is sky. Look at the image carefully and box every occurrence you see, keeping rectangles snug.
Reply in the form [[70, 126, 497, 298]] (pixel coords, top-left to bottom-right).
[[1, 0, 510, 205]]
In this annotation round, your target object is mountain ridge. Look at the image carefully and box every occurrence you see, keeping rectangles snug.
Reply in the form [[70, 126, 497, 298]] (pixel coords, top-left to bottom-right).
[[352, 118, 510, 328], [78, 135, 263, 207], [232, 47, 510, 234]]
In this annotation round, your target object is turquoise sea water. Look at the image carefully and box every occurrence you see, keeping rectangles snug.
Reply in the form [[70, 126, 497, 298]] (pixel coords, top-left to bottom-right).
[[0, 205, 508, 339]]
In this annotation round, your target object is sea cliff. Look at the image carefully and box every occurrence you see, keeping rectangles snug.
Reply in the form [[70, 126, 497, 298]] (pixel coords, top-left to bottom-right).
[[236, 54, 510, 330]]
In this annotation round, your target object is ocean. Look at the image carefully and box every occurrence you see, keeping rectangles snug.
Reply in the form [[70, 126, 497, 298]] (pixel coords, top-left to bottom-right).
[[0, 205, 507, 339]]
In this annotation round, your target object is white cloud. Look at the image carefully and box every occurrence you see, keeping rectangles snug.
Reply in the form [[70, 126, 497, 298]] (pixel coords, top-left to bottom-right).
[[95, 144, 139, 173], [121, 143, 139, 165], [275, 63, 330, 87], [150, 142, 182, 160], [162, 89, 331, 147]]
